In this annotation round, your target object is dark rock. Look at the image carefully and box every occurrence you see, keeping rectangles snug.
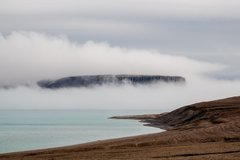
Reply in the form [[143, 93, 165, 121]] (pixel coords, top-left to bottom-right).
[[38, 75, 185, 89]]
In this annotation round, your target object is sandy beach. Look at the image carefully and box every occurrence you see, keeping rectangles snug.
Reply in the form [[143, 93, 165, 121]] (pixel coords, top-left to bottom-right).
[[0, 96, 240, 160]]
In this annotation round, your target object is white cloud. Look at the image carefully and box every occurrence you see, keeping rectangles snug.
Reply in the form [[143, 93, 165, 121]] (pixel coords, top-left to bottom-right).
[[0, 31, 224, 85], [1, 0, 240, 72], [0, 31, 239, 110], [0, 77, 240, 110], [0, 1, 239, 110]]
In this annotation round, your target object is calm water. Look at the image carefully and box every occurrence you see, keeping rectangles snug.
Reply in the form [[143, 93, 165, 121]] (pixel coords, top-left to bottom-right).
[[0, 110, 162, 153]]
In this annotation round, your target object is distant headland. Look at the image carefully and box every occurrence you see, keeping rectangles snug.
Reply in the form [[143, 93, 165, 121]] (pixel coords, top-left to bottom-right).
[[37, 74, 186, 89]]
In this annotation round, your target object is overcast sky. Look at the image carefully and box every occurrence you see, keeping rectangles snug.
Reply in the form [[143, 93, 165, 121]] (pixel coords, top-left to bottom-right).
[[0, 0, 240, 109], [1, 0, 240, 79]]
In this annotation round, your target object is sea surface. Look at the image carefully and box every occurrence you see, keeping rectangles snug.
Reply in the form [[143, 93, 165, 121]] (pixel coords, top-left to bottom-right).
[[0, 110, 163, 153]]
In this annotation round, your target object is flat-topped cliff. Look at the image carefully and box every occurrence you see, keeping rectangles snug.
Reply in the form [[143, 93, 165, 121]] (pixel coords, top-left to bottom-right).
[[38, 75, 185, 89]]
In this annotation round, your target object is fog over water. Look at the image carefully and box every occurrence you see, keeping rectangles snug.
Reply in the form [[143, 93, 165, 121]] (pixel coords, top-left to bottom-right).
[[0, 32, 239, 110]]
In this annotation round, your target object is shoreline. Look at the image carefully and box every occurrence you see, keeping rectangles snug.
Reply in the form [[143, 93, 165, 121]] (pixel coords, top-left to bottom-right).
[[0, 129, 162, 155], [0, 131, 162, 156], [0, 109, 162, 154], [1, 96, 240, 159], [110, 113, 169, 129]]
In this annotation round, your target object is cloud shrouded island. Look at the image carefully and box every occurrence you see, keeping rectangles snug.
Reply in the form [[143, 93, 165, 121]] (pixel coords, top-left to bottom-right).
[[0, 0, 240, 110], [0, 32, 239, 110]]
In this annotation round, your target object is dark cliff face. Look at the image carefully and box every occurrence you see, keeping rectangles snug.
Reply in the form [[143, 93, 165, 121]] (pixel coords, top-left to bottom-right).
[[38, 75, 186, 89]]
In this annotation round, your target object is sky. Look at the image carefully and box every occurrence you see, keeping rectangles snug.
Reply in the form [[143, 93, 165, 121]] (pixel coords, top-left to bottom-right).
[[0, 0, 240, 110]]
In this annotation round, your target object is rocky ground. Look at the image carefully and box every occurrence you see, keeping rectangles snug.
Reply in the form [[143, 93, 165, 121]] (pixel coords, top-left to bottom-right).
[[0, 96, 240, 160]]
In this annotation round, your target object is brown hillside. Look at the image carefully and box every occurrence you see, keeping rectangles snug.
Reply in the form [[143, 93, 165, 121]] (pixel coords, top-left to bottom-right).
[[0, 96, 240, 160]]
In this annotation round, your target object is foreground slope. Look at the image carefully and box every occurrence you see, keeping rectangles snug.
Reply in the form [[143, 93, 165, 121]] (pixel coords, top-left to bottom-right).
[[0, 96, 240, 160]]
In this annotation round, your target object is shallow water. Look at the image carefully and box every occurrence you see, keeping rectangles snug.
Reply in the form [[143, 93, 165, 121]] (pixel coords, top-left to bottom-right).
[[0, 110, 163, 153]]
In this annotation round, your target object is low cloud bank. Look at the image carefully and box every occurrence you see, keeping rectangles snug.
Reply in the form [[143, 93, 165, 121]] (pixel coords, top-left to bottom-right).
[[0, 31, 224, 86], [0, 77, 240, 110], [0, 31, 239, 110]]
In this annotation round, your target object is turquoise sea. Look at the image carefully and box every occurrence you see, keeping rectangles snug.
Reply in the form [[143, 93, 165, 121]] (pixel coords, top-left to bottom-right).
[[0, 110, 162, 153]]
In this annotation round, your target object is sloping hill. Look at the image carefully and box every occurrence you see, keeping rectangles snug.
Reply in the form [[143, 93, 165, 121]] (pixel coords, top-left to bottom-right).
[[142, 96, 240, 130], [1, 96, 240, 160]]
